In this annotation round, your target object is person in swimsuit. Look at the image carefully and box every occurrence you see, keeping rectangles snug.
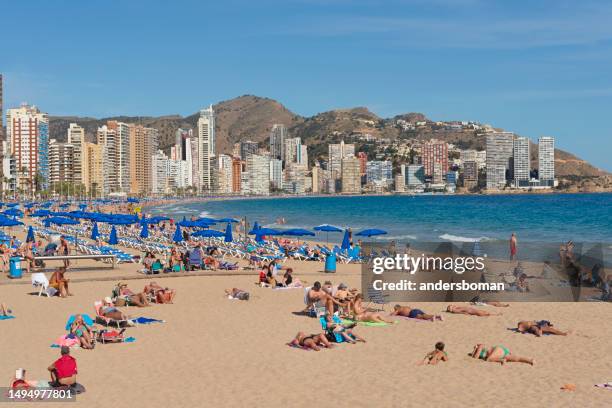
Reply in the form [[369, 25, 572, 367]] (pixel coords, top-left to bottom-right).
[[517, 320, 569, 337], [117, 283, 149, 307], [418, 342, 449, 365], [100, 298, 131, 322], [446, 305, 502, 317], [469, 296, 509, 307], [69, 314, 94, 349], [290, 332, 333, 351], [49, 267, 72, 297], [224, 288, 249, 300], [470, 343, 534, 365], [59, 236, 70, 268], [351, 294, 394, 324], [323, 314, 366, 344], [391, 304, 443, 322], [144, 281, 176, 304], [306, 281, 343, 315]]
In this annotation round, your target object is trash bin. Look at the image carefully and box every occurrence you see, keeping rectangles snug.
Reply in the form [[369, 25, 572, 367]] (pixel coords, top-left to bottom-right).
[[325, 253, 336, 273], [9, 257, 22, 279]]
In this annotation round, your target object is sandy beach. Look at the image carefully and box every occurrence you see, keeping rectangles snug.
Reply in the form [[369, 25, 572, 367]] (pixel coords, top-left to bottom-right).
[[1, 243, 611, 408]]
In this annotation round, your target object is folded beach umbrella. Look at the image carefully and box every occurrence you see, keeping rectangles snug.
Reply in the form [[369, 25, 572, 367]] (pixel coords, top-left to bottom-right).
[[341, 229, 351, 251], [172, 225, 183, 243], [252, 221, 260, 231], [108, 226, 118, 245], [224, 223, 233, 243], [140, 222, 149, 239], [26, 226, 35, 242], [355, 228, 388, 238], [91, 222, 100, 240], [192, 229, 224, 238]]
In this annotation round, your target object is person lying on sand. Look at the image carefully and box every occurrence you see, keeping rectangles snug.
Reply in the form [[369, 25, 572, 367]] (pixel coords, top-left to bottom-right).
[[446, 305, 502, 316], [290, 332, 333, 351], [417, 342, 448, 365], [117, 282, 149, 307], [470, 343, 533, 365], [144, 281, 176, 304], [1, 302, 11, 316], [69, 314, 94, 349], [306, 281, 343, 315], [324, 314, 366, 344], [517, 320, 569, 337], [469, 296, 509, 307], [351, 294, 394, 324], [391, 304, 443, 322], [225, 288, 250, 300]]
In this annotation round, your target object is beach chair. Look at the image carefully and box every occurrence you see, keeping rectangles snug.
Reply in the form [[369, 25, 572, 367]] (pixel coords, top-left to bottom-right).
[[187, 250, 204, 270], [31, 273, 57, 297], [93, 301, 132, 328], [365, 286, 389, 311]]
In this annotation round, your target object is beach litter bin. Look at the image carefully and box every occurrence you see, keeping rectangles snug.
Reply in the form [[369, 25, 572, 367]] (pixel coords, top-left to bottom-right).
[[9, 257, 22, 279], [325, 253, 336, 273]]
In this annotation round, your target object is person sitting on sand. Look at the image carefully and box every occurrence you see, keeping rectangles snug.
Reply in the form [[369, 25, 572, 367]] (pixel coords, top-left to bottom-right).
[[470, 343, 534, 365], [69, 314, 94, 349], [48, 346, 78, 387], [50, 267, 72, 298], [517, 320, 569, 337], [1, 302, 11, 316], [324, 314, 366, 344], [469, 296, 509, 307], [144, 281, 176, 304], [446, 305, 501, 316], [116, 282, 149, 307], [290, 332, 333, 351], [100, 298, 130, 322], [142, 252, 156, 272], [351, 294, 394, 324], [224, 288, 250, 300], [391, 304, 443, 322], [418, 342, 448, 365], [306, 281, 343, 315]]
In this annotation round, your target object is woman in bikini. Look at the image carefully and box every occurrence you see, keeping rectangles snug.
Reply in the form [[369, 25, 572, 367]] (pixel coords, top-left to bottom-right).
[[100, 298, 130, 321], [117, 283, 149, 307], [446, 305, 501, 316], [351, 294, 394, 324], [470, 343, 534, 365], [290, 332, 333, 351], [69, 314, 94, 349], [517, 320, 569, 337], [144, 281, 176, 304]]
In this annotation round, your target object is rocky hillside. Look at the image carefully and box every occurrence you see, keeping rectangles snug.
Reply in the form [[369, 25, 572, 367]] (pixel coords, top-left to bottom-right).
[[48, 95, 608, 181]]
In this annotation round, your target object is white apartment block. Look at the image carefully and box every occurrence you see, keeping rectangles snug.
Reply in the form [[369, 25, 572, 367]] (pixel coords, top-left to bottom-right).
[[486, 132, 514, 190], [329, 141, 355, 179], [538, 136, 555, 185], [197, 105, 215, 192], [244, 154, 270, 195], [513, 136, 530, 187]]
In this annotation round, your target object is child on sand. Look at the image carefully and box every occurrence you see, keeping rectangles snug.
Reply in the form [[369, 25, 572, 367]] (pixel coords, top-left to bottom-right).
[[418, 342, 448, 365]]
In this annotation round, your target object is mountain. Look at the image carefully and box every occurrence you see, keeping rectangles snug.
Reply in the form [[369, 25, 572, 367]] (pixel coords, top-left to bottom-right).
[[48, 95, 609, 185]]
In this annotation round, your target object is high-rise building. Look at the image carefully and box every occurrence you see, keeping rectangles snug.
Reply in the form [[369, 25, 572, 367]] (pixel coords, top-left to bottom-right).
[[198, 105, 216, 192], [284, 137, 302, 165], [151, 150, 169, 195], [129, 125, 158, 194], [394, 174, 405, 192], [107, 121, 130, 193], [239, 140, 258, 161], [216, 154, 233, 194], [463, 161, 478, 189], [48, 139, 75, 186], [269, 159, 283, 190], [231, 157, 242, 193], [405, 164, 425, 189], [82, 142, 103, 196], [538, 137, 555, 186], [366, 160, 393, 185], [269, 124, 287, 161], [175, 128, 191, 161], [187, 137, 199, 189], [311, 165, 321, 194], [1, 141, 16, 193], [329, 141, 355, 179], [285, 162, 307, 194], [97, 125, 118, 195], [243, 154, 270, 195], [357, 152, 367, 176], [67, 123, 85, 186], [486, 132, 514, 190], [513, 136, 530, 187], [299, 144, 308, 166], [422, 140, 448, 178], [0, 74, 3, 140], [341, 156, 361, 194], [6, 104, 49, 192]]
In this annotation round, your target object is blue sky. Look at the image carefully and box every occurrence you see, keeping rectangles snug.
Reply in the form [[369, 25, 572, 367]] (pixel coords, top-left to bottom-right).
[[1, 0, 611, 171]]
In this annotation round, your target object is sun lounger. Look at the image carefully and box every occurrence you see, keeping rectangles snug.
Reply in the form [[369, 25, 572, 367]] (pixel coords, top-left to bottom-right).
[[31, 272, 57, 297]]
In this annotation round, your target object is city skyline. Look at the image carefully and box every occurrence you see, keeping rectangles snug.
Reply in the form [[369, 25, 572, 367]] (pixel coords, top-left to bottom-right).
[[0, 1, 610, 172]]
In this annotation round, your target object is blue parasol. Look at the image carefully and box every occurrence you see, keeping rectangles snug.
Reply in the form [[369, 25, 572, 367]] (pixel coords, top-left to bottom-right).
[[224, 223, 233, 243], [172, 225, 183, 243], [355, 228, 388, 238], [26, 226, 35, 242], [108, 226, 118, 245], [91, 222, 100, 240]]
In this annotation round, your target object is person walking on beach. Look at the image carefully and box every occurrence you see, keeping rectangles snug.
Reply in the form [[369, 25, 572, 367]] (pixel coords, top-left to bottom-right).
[[509, 233, 517, 261]]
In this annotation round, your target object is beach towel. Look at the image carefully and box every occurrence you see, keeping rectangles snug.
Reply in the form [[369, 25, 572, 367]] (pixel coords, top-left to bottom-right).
[[594, 382, 612, 390], [287, 342, 311, 351], [51, 335, 80, 348], [394, 315, 429, 323], [0, 315, 15, 320], [342, 319, 395, 327], [64, 314, 95, 330], [131, 317, 164, 325]]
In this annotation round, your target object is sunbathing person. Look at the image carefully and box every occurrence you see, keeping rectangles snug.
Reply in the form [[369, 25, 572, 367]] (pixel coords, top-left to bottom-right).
[[306, 281, 343, 315], [418, 342, 449, 365], [50, 267, 72, 297], [470, 343, 534, 365], [290, 332, 333, 351], [517, 320, 569, 337], [391, 304, 443, 321], [324, 314, 366, 343], [144, 281, 176, 304], [117, 282, 149, 307], [224, 288, 250, 300], [69, 314, 94, 349], [101, 298, 130, 321], [469, 296, 509, 307], [446, 305, 502, 316], [351, 294, 394, 324]]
